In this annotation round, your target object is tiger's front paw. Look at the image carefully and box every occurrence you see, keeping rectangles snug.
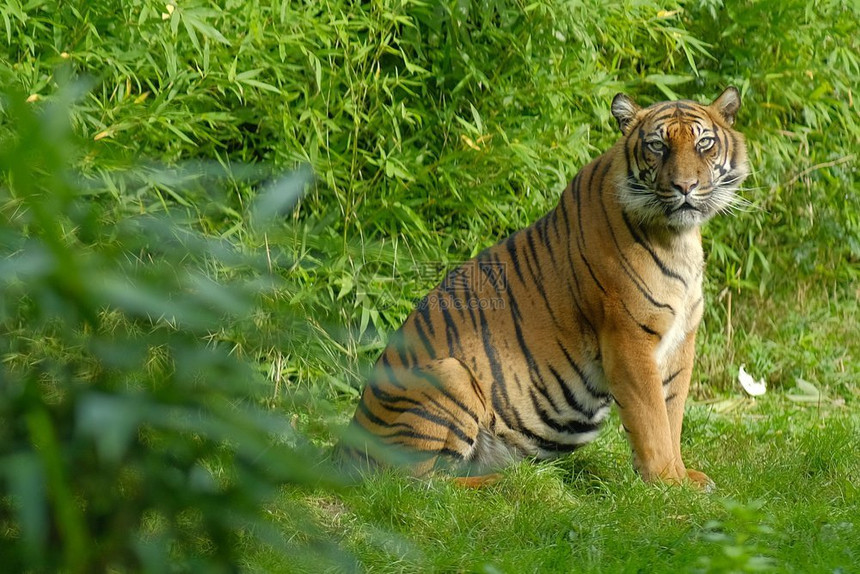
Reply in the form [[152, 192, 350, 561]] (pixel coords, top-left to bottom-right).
[[636, 462, 685, 486], [686, 468, 715, 492]]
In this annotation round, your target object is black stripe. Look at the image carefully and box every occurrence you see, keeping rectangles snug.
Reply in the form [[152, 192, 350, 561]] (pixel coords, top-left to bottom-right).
[[477, 301, 520, 434], [547, 363, 601, 418], [495, 371, 575, 453], [638, 321, 659, 337], [558, 343, 611, 400], [411, 368, 480, 426], [483, 253, 507, 291], [521, 228, 563, 328], [529, 375, 565, 418], [357, 400, 397, 429], [490, 382, 522, 441], [377, 427, 446, 444], [392, 405, 475, 447], [458, 277, 479, 330], [673, 101, 700, 112], [506, 287, 553, 399], [529, 388, 601, 435], [598, 188, 675, 313], [370, 366, 474, 431], [712, 126, 727, 168], [516, 420, 589, 453], [405, 341, 420, 367], [620, 210, 688, 286], [416, 296, 436, 336], [575, 162, 606, 293], [367, 377, 420, 409], [650, 111, 679, 124], [557, 188, 598, 336], [469, 376, 485, 409], [592, 154, 614, 199], [505, 235, 526, 286], [543, 214, 560, 269], [505, 292, 533, 366], [618, 297, 660, 337], [626, 136, 640, 180], [524, 226, 543, 275], [411, 316, 437, 359], [728, 132, 741, 171], [663, 369, 683, 387], [439, 301, 461, 356], [540, 211, 551, 241], [388, 333, 414, 370], [379, 355, 409, 390]]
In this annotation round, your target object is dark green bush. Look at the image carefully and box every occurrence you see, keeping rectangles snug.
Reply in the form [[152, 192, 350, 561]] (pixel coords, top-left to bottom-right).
[[0, 88, 353, 571], [4, 0, 856, 363]]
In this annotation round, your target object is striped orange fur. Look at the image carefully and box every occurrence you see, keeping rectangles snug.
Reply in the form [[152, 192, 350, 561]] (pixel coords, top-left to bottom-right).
[[339, 88, 749, 488]]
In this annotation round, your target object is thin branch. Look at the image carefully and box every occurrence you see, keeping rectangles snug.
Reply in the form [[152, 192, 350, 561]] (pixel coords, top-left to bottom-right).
[[774, 154, 856, 191]]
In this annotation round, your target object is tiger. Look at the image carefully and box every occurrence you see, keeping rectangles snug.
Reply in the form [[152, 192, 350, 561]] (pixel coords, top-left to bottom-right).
[[338, 87, 749, 489]]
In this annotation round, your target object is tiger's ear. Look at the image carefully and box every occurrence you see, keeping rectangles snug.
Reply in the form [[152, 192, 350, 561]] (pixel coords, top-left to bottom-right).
[[711, 86, 741, 126], [611, 93, 641, 135]]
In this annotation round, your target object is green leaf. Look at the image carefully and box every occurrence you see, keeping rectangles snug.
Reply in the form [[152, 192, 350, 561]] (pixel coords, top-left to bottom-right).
[[3, 453, 47, 566], [75, 394, 140, 464]]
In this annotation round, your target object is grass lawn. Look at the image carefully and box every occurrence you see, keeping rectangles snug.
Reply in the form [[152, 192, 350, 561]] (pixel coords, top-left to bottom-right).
[[252, 398, 858, 573]]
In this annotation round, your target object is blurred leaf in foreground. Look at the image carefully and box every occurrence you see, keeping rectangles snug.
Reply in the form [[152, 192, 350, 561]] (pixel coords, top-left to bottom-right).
[[0, 85, 352, 572]]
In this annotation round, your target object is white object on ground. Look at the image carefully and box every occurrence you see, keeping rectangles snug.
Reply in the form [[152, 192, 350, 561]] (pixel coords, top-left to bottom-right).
[[738, 364, 767, 396]]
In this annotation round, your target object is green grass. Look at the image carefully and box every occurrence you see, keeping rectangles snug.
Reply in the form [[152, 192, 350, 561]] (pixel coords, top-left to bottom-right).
[[1, 0, 858, 571], [696, 282, 860, 400], [252, 399, 859, 573]]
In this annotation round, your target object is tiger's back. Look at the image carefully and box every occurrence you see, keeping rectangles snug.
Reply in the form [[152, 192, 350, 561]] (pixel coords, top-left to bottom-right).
[[339, 88, 748, 486]]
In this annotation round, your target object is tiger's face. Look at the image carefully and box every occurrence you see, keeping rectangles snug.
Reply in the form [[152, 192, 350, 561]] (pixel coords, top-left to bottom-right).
[[611, 88, 749, 229]]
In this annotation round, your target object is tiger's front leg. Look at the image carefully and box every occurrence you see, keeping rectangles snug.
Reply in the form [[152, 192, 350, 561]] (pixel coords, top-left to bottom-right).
[[600, 321, 685, 484], [664, 331, 714, 490]]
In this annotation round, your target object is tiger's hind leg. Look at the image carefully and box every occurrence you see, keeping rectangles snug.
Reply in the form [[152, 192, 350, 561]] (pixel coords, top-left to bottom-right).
[[452, 474, 502, 488], [346, 357, 497, 480]]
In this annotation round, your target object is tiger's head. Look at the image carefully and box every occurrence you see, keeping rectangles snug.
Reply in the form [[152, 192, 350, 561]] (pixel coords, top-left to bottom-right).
[[610, 87, 749, 229]]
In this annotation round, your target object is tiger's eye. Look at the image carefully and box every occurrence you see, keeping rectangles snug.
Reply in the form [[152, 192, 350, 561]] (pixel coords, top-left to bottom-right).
[[646, 140, 666, 154], [697, 137, 715, 152]]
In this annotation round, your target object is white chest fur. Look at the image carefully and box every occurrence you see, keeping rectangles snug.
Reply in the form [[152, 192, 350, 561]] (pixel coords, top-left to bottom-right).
[[653, 235, 704, 369], [654, 274, 703, 369], [655, 304, 690, 367]]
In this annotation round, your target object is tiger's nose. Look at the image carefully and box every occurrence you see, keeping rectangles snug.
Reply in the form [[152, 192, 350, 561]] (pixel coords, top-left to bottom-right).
[[671, 179, 699, 195]]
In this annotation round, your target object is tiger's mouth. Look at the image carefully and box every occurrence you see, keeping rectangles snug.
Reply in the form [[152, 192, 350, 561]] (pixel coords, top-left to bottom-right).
[[659, 191, 704, 213], [673, 203, 700, 212], [661, 194, 712, 227], [670, 196, 704, 211]]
